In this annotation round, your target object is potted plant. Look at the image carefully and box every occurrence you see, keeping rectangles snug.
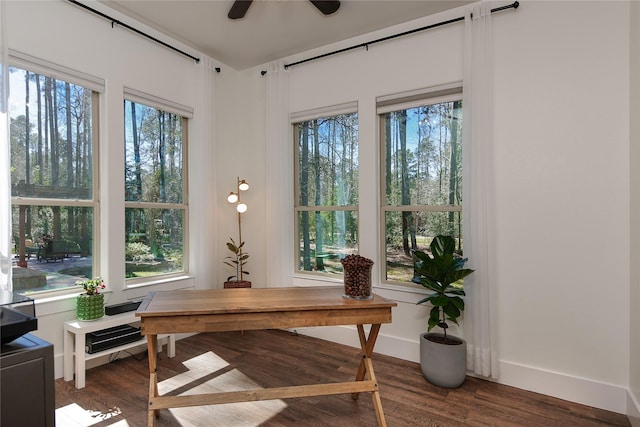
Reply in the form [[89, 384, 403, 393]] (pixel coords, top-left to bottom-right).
[[76, 277, 106, 321], [223, 237, 251, 288], [412, 235, 474, 388]]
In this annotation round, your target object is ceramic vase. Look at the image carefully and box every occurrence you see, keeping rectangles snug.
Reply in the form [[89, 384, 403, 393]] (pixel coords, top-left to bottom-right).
[[420, 332, 467, 388], [77, 293, 104, 321]]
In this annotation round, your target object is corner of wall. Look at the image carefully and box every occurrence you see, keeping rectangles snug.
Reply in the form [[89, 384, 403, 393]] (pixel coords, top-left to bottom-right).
[[628, 389, 640, 426]]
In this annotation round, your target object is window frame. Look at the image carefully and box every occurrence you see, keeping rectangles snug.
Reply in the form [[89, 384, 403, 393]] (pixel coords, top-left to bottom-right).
[[123, 92, 191, 286], [292, 103, 359, 278], [8, 53, 102, 297], [378, 85, 463, 286]]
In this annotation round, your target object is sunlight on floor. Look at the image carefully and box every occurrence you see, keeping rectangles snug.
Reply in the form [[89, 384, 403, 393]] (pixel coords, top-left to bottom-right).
[[159, 351, 288, 426], [55, 403, 124, 426], [56, 351, 287, 426]]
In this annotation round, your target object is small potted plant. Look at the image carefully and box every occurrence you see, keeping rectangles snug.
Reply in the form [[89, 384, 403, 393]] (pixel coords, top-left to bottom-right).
[[76, 277, 106, 321], [223, 237, 251, 288], [412, 235, 474, 388]]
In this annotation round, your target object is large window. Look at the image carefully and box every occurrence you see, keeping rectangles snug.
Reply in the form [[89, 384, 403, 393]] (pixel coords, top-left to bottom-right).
[[294, 110, 358, 275], [9, 63, 99, 294], [124, 98, 188, 281], [380, 91, 463, 284]]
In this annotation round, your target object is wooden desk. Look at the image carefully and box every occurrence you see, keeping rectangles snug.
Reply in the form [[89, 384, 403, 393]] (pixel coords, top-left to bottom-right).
[[136, 286, 397, 426]]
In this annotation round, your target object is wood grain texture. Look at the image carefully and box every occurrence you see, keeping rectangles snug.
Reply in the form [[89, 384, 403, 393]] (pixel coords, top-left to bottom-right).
[[136, 287, 395, 335], [136, 287, 396, 317], [137, 286, 394, 426], [55, 330, 631, 427]]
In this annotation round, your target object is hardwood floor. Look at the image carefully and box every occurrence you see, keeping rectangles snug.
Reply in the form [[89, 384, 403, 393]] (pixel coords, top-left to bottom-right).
[[55, 329, 631, 427]]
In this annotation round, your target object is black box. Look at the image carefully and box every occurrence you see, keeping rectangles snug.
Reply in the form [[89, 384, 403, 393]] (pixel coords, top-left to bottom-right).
[[105, 300, 141, 316], [86, 325, 141, 354]]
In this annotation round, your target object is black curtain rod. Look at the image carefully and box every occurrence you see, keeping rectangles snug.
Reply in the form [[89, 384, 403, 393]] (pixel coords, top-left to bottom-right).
[[283, 1, 519, 70], [67, 0, 200, 63]]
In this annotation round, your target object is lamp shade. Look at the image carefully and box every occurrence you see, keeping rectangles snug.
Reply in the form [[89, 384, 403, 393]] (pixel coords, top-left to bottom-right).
[[239, 180, 249, 192], [227, 192, 238, 203], [236, 203, 247, 213]]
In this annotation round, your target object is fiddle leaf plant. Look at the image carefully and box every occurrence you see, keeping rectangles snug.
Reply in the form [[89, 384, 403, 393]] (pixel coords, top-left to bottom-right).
[[224, 237, 249, 282], [413, 235, 474, 341]]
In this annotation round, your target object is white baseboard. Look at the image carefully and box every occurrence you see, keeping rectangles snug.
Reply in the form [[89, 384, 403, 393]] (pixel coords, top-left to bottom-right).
[[494, 360, 628, 415], [296, 326, 631, 417], [293, 325, 420, 363], [628, 389, 640, 426]]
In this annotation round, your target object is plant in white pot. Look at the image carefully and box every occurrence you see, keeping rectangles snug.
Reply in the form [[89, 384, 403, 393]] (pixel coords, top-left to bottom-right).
[[413, 235, 474, 388]]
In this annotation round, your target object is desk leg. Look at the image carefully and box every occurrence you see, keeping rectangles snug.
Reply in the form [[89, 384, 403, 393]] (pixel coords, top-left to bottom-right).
[[352, 324, 386, 427], [353, 324, 381, 391], [147, 334, 159, 427]]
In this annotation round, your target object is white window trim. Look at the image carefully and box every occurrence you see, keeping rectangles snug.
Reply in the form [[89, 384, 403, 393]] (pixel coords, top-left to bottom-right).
[[293, 105, 359, 278], [378, 87, 463, 286], [291, 101, 358, 124], [124, 87, 193, 119], [9, 50, 104, 93], [8, 58, 101, 296], [123, 95, 190, 286]]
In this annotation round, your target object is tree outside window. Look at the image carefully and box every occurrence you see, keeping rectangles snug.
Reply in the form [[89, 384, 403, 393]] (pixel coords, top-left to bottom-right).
[[381, 98, 463, 284], [294, 112, 358, 275], [124, 100, 187, 280], [9, 66, 97, 294]]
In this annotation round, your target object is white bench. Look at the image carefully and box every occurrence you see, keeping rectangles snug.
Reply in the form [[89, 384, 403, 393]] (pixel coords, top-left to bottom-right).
[[64, 311, 175, 389]]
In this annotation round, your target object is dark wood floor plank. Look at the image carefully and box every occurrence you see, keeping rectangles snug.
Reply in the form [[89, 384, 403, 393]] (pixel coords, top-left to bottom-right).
[[55, 329, 631, 427]]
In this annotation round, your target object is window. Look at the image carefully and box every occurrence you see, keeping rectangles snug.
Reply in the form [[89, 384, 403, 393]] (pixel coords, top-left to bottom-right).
[[124, 97, 188, 281], [380, 90, 463, 284], [9, 63, 99, 294], [294, 109, 358, 275]]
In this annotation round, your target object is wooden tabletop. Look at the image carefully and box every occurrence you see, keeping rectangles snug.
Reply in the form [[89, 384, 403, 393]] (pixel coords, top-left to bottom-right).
[[136, 286, 396, 318], [138, 286, 396, 426]]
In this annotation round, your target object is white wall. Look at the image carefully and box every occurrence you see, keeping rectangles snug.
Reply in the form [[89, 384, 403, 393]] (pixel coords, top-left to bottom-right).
[[5, 0, 219, 375], [241, 0, 634, 415], [491, 1, 630, 412], [214, 66, 269, 287], [629, 2, 640, 425]]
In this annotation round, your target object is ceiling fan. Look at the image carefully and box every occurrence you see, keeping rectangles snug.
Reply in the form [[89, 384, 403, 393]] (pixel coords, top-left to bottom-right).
[[228, 0, 341, 20]]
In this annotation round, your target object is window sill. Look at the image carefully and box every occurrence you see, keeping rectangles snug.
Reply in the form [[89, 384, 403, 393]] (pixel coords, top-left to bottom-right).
[[293, 274, 429, 305], [124, 274, 196, 299]]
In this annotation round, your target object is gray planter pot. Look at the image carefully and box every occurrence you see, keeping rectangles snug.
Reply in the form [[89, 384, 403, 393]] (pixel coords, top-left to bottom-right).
[[420, 332, 467, 388]]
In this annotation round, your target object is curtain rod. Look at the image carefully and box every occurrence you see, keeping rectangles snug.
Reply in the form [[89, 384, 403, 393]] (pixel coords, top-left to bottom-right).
[[283, 1, 519, 70], [67, 0, 200, 63]]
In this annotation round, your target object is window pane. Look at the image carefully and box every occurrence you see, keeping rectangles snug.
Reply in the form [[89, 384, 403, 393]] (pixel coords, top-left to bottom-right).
[[125, 208, 184, 278], [296, 113, 358, 207], [9, 67, 94, 200], [11, 205, 94, 294], [383, 101, 462, 207], [298, 210, 358, 274], [385, 210, 462, 283], [124, 100, 183, 204]]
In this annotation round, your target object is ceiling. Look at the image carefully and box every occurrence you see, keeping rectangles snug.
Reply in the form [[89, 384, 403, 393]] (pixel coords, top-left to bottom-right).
[[99, 0, 474, 70]]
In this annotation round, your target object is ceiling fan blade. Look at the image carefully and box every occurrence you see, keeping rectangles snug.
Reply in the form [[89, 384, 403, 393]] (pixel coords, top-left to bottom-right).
[[228, 0, 253, 19], [309, 0, 340, 16]]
